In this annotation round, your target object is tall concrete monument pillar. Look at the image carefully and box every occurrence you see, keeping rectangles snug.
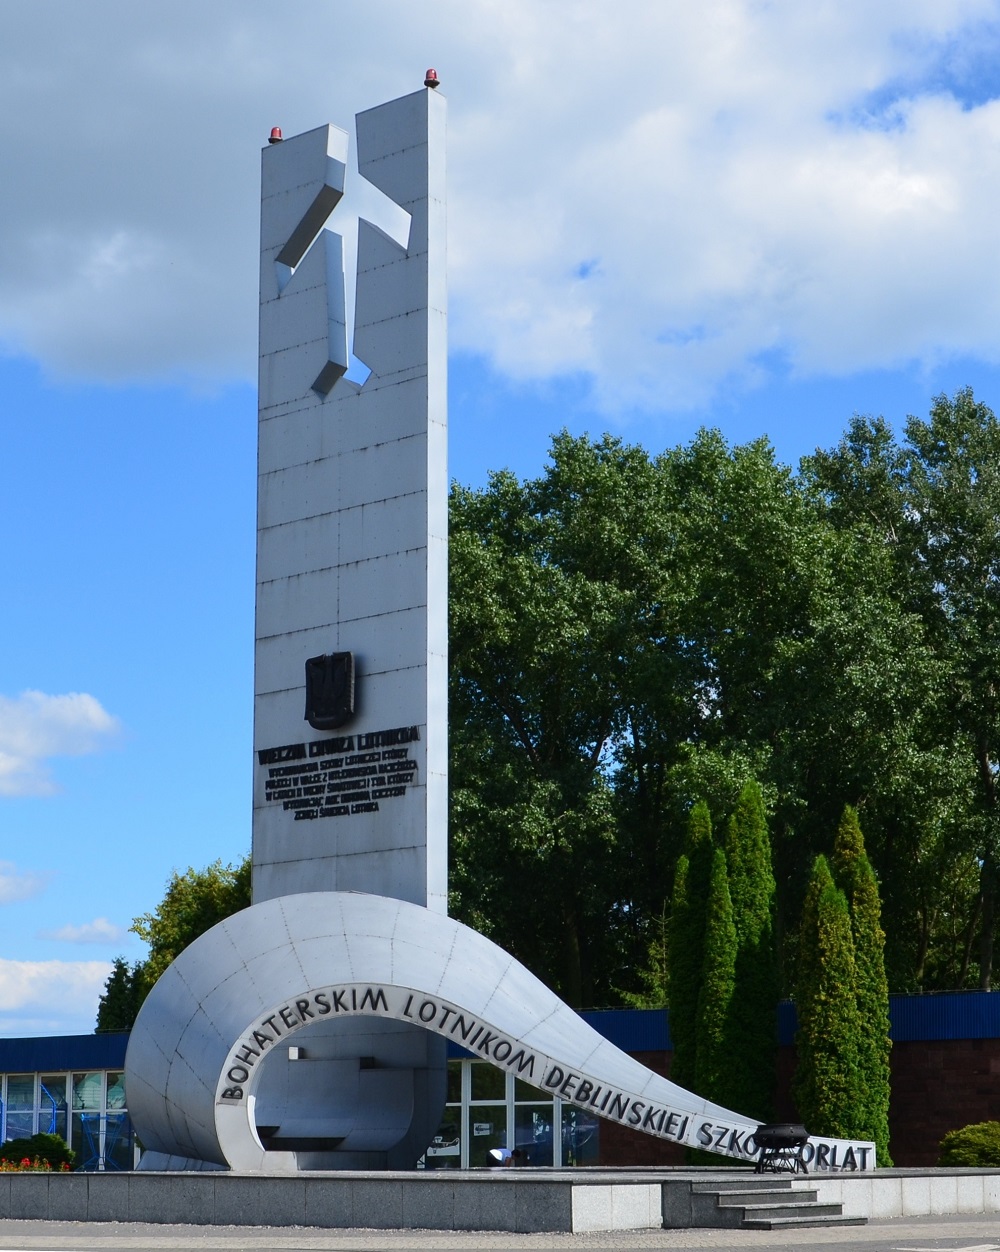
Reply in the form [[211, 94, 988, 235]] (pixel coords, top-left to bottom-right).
[[254, 87, 447, 913]]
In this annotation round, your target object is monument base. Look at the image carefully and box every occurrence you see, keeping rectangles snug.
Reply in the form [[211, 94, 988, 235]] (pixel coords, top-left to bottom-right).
[[0, 1169, 663, 1233], [1, 1169, 999, 1233]]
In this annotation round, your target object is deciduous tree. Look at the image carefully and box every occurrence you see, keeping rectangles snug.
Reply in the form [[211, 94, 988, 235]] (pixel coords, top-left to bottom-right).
[[449, 434, 673, 1005], [95, 857, 251, 1031], [805, 390, 1000, 988]]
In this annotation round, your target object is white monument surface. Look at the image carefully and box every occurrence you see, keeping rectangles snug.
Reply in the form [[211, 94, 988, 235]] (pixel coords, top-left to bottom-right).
[[124, 84, 876, 1174], [254, 86, 447, 912]]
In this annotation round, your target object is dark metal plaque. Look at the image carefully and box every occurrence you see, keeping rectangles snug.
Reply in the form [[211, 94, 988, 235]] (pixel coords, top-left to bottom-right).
[[304, 652, 356, 730]]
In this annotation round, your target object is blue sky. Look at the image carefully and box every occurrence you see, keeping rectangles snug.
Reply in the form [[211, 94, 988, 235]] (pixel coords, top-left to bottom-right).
[[3, 1, 1000, 1034]]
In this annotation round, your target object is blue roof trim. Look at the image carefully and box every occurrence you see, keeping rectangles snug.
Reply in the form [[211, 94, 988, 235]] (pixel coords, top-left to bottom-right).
[[4, 994, 1000, 1072], [445, 994, 1000, 1059], [443, 1006, 670, 1056], [0, 1033, 129, 1073], [580, 1008, 671, 1052], [886, 992, 1000, 1043], [778, 993, 1000, 1046], [445, 1008, 670, 1060]]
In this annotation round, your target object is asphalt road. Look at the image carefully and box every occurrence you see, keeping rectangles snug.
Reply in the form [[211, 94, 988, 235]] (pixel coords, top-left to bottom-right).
[[2, 1215, 1000, 1251]]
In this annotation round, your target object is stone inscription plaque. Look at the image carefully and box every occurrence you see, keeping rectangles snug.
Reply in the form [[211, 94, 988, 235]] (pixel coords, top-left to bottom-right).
[[258, 725, 419, 821]]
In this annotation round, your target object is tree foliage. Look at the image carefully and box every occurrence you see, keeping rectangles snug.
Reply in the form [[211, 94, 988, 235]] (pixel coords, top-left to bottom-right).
[[450, 394, 1000, 1002], [95, 957, 146, 1033], [794, 825, 890, 1156], [939, 1121, 1000, 1166], [449, 434, 674, 1005], [794, 856, 864, 1140], [95, 857, 251, 1031], [723, 781, 777, 1121], [132, 857, 252, 988], [832, 806, 892, 1163], [694, 847, 738, 1104], [619, 905, 669, 1009], [666, 802, 714, 1088], [804, 389, 1000, 989]]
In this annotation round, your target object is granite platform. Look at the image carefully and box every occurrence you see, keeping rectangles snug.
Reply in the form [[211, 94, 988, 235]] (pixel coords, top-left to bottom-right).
[[0, 1168, 998, 1234]]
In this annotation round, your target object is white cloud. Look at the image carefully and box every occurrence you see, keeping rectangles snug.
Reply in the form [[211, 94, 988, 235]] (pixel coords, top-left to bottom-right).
[[0, 862, 50, 904], [2, 2, 1000, 411], [38, 917, 125, 945], [0, 959, 111, 1036], [0, 690, 120, 796], [445, 0, 1000, 412]]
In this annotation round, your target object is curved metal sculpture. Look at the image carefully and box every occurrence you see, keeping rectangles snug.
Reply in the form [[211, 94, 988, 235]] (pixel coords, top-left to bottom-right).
[[125, 892, 874, 1173]]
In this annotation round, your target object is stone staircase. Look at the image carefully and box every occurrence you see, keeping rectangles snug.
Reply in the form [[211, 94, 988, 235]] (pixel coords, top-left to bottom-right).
[[688, 1177, 868, 1230]]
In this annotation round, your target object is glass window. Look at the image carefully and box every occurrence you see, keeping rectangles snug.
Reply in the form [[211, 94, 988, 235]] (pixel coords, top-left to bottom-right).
[[514, 1103, 555, 1166], [561, 1104, 600, 1166], [465, 1102, 506, 1168], [514, 1076, 548, 1101], [6, 1075, 33, 1109], [106, 1073, 126, 1111], [72, 1072, 103, 1111], [103, 1113, 133, 1171], [428, 1059, 598, 1171], [71, 1111, 103, 1170], [39, 1075, 68, 1141], [424, 1108, 461, 1170], [469, 1062, 504, 1102], [5, 1075, 34, 1141], [5, 1112, 34, 1142]]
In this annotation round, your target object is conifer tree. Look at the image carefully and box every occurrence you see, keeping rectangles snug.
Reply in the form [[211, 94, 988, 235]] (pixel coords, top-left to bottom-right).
[[620, 905, 670, 1008], [794, 855, 865, 1139], [832, 806, 893, 1164], [667, 801, 714, 1089], [95, 958, 145, 1033], [723, 780, 777, 1120], [694, 847, 738, 1102]]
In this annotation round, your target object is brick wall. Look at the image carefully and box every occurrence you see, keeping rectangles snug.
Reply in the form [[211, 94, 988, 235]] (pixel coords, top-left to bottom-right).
[[596, 1051, 686, 1166], [888, 1037, 1000, 1165], [597, 1038, 1000, 1167]]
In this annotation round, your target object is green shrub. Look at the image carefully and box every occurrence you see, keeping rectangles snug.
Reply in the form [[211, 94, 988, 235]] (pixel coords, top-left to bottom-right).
[[0, 1133, 76, 1170], [939, 1121, 1000, 1167]]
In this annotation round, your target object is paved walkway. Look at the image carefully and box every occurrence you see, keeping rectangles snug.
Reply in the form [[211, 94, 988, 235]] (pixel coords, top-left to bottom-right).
[[1, 1215, 1000, 1251]]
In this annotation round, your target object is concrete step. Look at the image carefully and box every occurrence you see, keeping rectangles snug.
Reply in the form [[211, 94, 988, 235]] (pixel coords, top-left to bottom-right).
[[688, 1183, 867, 1230], [740, 1201, 846, 1222], [717, 1188, 820, 1206], [742, 1214, 869, 1230], [690, 1178, 795, 1193]]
